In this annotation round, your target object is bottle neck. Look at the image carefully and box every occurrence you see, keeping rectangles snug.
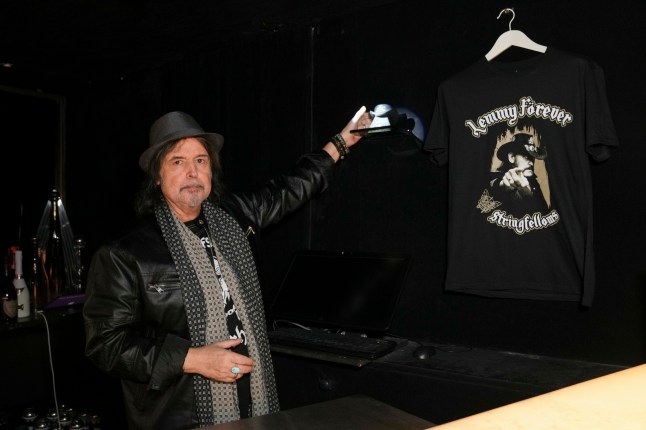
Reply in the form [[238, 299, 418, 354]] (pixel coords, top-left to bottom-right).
[[14, 250, 24, 278]]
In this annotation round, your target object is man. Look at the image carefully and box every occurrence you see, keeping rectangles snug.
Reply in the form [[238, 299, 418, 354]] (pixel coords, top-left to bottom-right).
[[489, 132, 548, 215], [83, 107, 371, 429]]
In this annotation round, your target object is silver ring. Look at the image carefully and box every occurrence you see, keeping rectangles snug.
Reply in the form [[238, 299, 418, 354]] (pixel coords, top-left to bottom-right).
[[231, 366, 240, 375]]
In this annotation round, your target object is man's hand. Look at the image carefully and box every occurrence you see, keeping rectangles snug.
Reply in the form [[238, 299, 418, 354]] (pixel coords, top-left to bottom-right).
[[499, 167, 533, 196], [183, 339, 255, 383], [323, 106, 373, 161], [340, 106, 372, 148]]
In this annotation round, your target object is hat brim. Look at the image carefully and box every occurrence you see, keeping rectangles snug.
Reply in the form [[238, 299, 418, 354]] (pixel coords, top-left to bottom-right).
[[138, 132, 224, 172], [496, 143, 547, 162]]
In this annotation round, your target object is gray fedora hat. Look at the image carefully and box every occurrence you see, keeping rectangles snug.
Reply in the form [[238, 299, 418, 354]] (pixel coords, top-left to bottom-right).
[[138, 111, 224, 171]]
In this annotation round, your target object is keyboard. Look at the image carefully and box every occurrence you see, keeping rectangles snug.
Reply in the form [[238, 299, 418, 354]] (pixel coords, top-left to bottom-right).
[[267, 327, 397, 359]]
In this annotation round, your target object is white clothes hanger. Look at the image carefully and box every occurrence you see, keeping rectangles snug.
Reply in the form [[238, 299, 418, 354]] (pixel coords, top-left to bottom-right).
[[485, 8, 547, 61]]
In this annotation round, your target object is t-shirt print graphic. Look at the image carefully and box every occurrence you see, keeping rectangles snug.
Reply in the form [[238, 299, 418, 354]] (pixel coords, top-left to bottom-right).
[[478, 127, 560, 234]]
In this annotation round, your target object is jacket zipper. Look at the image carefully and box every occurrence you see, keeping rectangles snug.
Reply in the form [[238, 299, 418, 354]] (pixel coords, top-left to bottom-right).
[[147, 284, 167, 294]]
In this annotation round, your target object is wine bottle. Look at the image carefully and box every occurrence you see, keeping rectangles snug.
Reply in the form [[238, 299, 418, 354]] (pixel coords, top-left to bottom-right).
[[30, 236, 49, 311], [1, 253, 17, 322], [13, 249, 30, 319], [44, 189, 65, 302]]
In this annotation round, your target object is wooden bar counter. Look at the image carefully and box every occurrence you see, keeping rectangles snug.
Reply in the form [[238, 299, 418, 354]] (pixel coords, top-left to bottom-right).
[[431, 363, 646, 430]]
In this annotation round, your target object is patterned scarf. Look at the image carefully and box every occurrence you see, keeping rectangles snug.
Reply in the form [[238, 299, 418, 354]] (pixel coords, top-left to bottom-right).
[[155, 199, 279, 426]]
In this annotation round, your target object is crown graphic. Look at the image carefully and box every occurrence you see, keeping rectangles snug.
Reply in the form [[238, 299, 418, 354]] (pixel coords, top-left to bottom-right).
[[477, 189, 501, 213]]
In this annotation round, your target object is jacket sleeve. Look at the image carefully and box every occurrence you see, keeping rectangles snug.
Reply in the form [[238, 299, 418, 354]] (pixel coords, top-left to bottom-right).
[[224, 149, 336, 229], [83, 242, 191, 390]]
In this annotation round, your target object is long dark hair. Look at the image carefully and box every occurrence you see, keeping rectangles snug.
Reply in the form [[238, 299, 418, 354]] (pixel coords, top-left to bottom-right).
[[134, 137, 225, 217]]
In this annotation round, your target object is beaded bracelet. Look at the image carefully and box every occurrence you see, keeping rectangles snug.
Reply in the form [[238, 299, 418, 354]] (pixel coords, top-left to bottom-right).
[[331, 133, 349, 159]]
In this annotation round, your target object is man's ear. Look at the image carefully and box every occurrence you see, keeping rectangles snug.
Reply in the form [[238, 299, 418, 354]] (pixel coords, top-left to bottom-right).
[[507, 153, 515, 163]]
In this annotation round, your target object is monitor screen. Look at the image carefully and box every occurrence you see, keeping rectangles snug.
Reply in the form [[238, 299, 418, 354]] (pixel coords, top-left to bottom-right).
[[269, 250, 410, 334]]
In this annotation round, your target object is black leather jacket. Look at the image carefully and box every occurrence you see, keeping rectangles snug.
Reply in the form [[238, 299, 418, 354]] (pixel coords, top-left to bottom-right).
[[83, 150, 335, 430]]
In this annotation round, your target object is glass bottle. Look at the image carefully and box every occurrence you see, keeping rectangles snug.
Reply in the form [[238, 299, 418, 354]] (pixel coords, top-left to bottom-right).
[[30, 237, 49, 311], [73, 236, 86, 293], [1, 253, 17, 322], [44, 189, 66, 302], [13, 249, 30, 319]]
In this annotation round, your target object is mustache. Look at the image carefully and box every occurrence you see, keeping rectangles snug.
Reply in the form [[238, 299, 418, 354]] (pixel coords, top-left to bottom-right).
[[180, 181, 205, 190], [510, 166, 534, 177]]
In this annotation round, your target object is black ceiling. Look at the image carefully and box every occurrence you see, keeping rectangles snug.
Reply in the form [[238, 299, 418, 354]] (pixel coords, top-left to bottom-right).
[[0, 0, 395, 87]]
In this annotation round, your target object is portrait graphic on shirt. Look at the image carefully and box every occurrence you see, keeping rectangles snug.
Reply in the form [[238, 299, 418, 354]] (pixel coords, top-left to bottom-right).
[[488, 128, 549, 211], [476, 128, 560, 234]]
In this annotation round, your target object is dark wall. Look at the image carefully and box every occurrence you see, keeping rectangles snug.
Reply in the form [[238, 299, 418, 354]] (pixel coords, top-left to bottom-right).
[[304, 0, 646, 366], [58, 0, 645, 367], [1, 89, 62, 254]]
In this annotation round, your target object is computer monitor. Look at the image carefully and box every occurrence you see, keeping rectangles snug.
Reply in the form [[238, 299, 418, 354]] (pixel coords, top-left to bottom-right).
[[269, 250, 410, 335]]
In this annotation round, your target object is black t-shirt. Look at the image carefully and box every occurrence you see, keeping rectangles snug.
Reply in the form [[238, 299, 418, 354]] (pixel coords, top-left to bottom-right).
[[424, 48, 618, 306]]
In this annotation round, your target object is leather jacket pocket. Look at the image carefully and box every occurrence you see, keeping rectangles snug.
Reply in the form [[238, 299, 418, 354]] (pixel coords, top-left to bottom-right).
[[144, 271, 181, 294], [142, 273, 184, 313]]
